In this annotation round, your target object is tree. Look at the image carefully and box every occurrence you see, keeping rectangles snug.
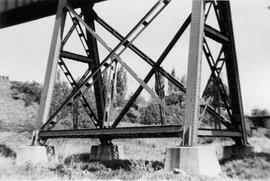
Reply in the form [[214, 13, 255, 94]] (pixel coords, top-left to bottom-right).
[[139, 102, 161, 125], [115, 66, 127, 107], [155, 70, 165, 124], [167, 68, 182, 96], [251, 108, 270, 116], [103, 69, 109, 93], [250, 108, 270, 128], [180, 74, 187, 87], [154, 71, 165, 98], [165, 73, 186, 108], [167, 68, 176, 95], [203, 77, 229, 110], [11, 81, 42, 106], [49, 71, 71, 120]]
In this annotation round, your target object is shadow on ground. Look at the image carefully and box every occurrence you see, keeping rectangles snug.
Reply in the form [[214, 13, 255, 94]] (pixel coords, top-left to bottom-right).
[[0, 144, 16, 158], [64, 152, 164, 170], [53, 152, 165, 180]]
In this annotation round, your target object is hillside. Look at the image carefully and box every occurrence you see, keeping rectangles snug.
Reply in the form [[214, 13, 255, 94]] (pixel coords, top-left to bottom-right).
[[0, 76, 28, 122], [0, 76, 38, 150]]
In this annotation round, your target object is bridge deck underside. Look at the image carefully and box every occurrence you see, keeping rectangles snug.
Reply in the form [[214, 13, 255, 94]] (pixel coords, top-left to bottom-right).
[[0, 0, 106, 28]]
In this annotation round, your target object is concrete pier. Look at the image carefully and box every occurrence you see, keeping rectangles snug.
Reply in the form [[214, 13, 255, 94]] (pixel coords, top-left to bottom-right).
[[164, 146, 221, 177], [90, 144, 124, 161], [16, 145, 55, 165]]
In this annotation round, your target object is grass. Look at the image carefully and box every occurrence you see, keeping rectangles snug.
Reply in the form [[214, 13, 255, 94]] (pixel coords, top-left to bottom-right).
[[221, 152, 270, 180], [0, 137, 270, 180]]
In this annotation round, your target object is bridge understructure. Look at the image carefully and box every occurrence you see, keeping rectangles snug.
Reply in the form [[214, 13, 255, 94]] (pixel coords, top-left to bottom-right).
[[0, 0, 249, 175]]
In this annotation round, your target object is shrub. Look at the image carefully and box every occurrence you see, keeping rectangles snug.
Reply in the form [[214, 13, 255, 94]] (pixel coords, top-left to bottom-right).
[[139, 103, 160, 125], [126, 107, 141, 123], [165, 93, 184, 108], [0, 144, 16, 158], [139, 101, 184, 125]]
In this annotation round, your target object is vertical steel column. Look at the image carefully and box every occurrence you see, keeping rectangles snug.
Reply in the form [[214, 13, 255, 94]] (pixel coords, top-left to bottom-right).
[[81, 5, 105, 127], [36, 0, 67, 131], [217, 1, 247, 145], [183, 0, 204, 146]]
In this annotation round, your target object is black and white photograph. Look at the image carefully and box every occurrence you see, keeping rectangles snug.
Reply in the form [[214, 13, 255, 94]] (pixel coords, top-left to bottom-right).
[[0, 0, 270, 180]]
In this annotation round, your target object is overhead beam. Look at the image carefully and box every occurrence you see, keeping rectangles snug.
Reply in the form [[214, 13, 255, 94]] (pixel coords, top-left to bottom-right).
[[205, 24, 229, 43], [0, 0, 106, 29], [38, 126, 243, 139], [60, 51, 94, 64]]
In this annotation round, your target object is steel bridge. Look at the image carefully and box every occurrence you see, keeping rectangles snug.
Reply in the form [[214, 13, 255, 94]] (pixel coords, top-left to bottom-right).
[[0, 0, 248, 147]]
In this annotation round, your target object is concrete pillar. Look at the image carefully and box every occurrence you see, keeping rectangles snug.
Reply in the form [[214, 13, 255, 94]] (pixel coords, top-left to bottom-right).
[[90, 144, 124, 161], [165, 146, 221, 177], [16, 145, 55, 166]]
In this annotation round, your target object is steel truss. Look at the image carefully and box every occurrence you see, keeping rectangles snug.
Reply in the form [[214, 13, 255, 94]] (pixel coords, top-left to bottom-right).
[[35, 0, 247, 146]]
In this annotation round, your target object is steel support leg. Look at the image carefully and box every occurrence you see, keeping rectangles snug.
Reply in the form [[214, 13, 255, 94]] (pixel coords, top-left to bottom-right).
[[183, 0, 204, 146], [82, 5, 106, 127], [217, 1, 247, 145], [35, 0, 67, 134]]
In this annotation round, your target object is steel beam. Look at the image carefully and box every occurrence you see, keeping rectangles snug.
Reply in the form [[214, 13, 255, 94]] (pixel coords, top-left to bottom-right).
[[0, 0, 106, 29], [82, 5, 106, 126], [112, 15, 191, 128], [205, 25, 229, 43], [36, 0, 67, 130], [39, 126, 183, 139], [96, 14, 231, 129], [8, 0, 247, 146], [183, 0, 204, 146], [38, 126, 243, 139], [95, 15, 186, 93], [97, 14, 232, 129], [60, 51, 94, 64], [198, 129, 242, 137], [217, 1, 247, 145]]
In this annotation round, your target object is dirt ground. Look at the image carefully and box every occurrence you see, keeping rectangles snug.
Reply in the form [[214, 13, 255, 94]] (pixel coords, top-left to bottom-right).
[[0, 130, 270, 181]]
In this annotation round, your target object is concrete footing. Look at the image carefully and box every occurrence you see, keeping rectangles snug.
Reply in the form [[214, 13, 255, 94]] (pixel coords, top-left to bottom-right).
[[222, 145, 254, 160], [16, 145, 55, 165], [164, 146, 221, 177], [90, 144, 124, 161]]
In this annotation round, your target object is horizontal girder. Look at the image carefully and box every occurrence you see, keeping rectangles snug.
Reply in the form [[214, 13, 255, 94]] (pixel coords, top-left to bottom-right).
[[205, 25, 229, 43], [38, 125, 243, 139], [60, 51, 94, 64], [0, 0, 106, 29]]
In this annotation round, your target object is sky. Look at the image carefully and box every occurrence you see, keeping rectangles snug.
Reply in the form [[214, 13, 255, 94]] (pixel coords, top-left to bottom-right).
[[0, 0, 269, 115]]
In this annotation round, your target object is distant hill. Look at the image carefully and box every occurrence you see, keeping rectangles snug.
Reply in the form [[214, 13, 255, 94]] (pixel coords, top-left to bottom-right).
[[0, 76, 37, 133]]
